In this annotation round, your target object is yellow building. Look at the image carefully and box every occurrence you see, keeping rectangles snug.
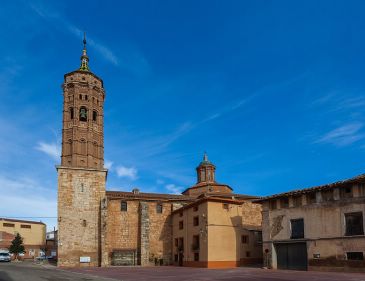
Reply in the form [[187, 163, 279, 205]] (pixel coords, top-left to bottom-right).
[[171, 155, 263, 268], [0, 218, 46, 259]]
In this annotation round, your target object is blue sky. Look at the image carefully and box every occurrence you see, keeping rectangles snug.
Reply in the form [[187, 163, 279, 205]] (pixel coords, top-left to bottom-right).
[[1, 0, 365, 230]]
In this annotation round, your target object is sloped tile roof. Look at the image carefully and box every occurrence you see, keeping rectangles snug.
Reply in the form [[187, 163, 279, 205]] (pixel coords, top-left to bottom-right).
[[106, 190, 194, 201], [255, 173, 365, 202]]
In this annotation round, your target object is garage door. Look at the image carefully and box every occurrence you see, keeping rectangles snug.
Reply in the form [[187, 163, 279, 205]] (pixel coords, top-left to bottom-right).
[[275, 243, 307, 270]]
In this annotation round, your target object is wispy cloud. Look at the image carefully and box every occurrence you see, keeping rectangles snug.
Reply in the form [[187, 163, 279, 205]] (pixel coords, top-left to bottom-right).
[[156, 179, 165, 185], [35, 141, 61, 161], [116, 165, 138, 180], [104, 159, 113, 170], [0, 175, 57, 231], [314, 122, 365, 147], [165, 183, 183, 194], [67, 26, 119, 66], [311, 92, 365, 113], [29, 3, 151, 74], [29, 4, 119, 66]]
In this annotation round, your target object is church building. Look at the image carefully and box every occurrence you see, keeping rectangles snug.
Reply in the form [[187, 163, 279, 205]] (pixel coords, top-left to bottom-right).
[[56, 37, 262, 268]]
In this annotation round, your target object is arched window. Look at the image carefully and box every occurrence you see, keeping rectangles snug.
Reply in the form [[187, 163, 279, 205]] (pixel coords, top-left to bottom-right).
[[69, 107, 74, 120], [80, 139, 86, 155], [207, 170, 211, 181], [79, 107, 87, 122], [200, 170, 206, 182], [93, 110, 97, 122], [79, 94, 82, 100]]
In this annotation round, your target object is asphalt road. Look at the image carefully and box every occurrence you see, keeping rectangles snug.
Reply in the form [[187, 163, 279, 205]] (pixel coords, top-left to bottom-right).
[[0, 261, 116, 281]]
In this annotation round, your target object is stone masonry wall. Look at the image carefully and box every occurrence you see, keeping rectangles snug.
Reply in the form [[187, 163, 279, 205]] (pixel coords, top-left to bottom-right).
[[104, 199, 184, 266], [104, 199, 139, 264], [57, 167, 106, 267], [140, 202, 150, 266], [241, 201, 262, 227], [148, 202, 173, 265]]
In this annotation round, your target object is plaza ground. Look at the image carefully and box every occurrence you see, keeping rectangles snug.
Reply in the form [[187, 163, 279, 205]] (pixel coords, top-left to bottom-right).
[[1, 262, 365, 281]]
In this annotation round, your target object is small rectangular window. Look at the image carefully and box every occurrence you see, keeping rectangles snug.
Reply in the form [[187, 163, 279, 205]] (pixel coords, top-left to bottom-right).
[[174, 254, 178, 262], [347, 252, 364, 260], [93, 111, 97, 122], [345, 212, 364, 236], [293, 195, 302, 207], [3, 223, 15, 227], [194, 252, 199, 261], [70, 107, 74, 119], [179, 212, 183, 217], [174, 238, 178, 247], [280, 198, 289, 208], [193, 206, 198, 212], [156, 203, 163, 214], [291, 218, 304, 239], [20, 225, 31, 229], [179, 221, 184, 230], [306, 193, 316, 204], [223, 203, 229, 210], [359, 184, 365, 197], [178, 238, 184, 251], [341, 186, 353, 199], [322, 189, 333, 201], [269, 200, 277, 210], [193, 216, 199, 226], [192, 235, 200, 251], [121, 201, 127, 212], [241, 235, 248, 244], [246, 251, 251, 257], [254, 231, 263, 244]]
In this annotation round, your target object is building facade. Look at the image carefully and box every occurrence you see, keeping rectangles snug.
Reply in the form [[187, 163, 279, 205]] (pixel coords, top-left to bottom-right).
[[0, 218, 46, 259], [258, 174, 365, 272], [56, 37, 262, 268], [171, 195, 262, 268]]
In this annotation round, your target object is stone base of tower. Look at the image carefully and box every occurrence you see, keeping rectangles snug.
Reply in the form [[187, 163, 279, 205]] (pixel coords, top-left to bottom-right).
[[57, 166, 107, 267]]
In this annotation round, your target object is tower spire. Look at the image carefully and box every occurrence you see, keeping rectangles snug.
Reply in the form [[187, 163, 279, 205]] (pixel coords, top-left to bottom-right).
[[79, 32, 90, 71], [203, 151, 208, 162]]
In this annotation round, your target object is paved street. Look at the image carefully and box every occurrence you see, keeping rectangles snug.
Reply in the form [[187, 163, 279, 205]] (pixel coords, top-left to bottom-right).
[[69, 266, 365, 281], [1, 262, 365, 281], [0, 261, 114, 281]]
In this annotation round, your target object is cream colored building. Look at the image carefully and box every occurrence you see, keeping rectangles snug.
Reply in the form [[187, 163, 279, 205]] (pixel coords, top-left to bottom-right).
[[0, 218, 46, 258], [172, 194, 262, 268], [257, 174, 365, 272]]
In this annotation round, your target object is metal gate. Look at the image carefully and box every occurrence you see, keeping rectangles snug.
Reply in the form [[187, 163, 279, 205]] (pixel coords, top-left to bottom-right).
[[275, 243, 307, 271]]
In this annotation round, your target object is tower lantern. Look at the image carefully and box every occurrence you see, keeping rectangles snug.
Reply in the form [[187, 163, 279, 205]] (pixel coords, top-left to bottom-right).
[[196, 152, 216, 183]]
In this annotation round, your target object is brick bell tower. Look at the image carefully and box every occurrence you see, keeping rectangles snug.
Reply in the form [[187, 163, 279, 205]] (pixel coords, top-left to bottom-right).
[[57, 33, 107, 267]]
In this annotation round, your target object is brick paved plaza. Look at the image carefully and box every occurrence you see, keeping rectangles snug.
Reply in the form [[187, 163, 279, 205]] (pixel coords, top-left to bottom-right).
[[68, 266, 365, 281]]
